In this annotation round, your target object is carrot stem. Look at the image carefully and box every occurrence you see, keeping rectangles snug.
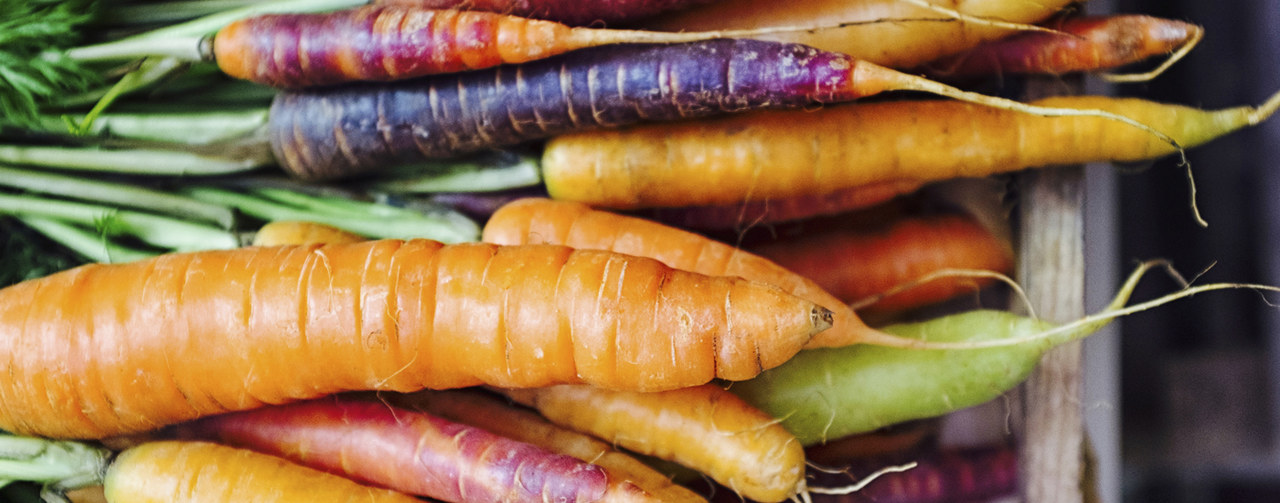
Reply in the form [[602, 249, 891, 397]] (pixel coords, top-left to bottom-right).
[[0, 434, 109, 491], [182, 186, 481, 243], [0, 194, 240, 252], [0, 166, 235, 228], [15, 216, 157, 264], [368, 153, 543, 194], [0, 144, 269, 175]]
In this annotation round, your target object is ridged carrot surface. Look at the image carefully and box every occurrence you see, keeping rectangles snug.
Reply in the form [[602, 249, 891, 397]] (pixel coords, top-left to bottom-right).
[[482, 198, 907, 349], [213, 5, 830, 88], [0, 240, 829, 439]]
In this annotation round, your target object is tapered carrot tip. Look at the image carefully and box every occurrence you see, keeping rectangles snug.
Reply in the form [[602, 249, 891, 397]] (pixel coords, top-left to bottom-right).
[[714, 282, 834, 381]]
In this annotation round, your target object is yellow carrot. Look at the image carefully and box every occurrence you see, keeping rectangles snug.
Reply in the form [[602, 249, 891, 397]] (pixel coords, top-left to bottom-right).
[[543, 92, 1280, 209]]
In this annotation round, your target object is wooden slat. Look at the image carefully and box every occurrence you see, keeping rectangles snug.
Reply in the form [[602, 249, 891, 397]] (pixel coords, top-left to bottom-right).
[[1016, 164, 1087, 502]]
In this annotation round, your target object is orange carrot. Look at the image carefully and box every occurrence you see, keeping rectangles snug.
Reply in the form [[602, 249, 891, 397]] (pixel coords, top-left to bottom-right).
[[481, 197, 910, 349], [250, 220, 366, 246], [542, 91, 1280, 210], [395, 389, 708, 503], [0, 240, 830, 439], [749, 210, 1015, 320], [920, 14, 1204, 81], [212, 4, 860, 87], [503, 383, 806, 503], [104, 441, 423, 502]]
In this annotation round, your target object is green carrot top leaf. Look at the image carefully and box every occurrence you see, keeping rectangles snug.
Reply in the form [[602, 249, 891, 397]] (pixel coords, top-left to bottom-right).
[[0, 0, 102, 126]]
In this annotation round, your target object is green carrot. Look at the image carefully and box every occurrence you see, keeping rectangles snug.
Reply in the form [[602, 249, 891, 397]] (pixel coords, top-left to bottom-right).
[[730, 262, 1279, 445]]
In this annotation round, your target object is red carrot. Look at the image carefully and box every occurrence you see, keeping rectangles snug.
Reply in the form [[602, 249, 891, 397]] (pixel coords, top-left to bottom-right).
[[373, 0, 719, 26], [639, 180, 925, 231], [152, 395, 647, 503], [749, 209, 1015, 320], [920, 14, 1204, 81], [212, 5, 858, 88], [271, 38, 1170, 180]]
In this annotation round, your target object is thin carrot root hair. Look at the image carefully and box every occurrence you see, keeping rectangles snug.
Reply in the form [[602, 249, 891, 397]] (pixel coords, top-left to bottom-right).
[[861, 62, 1185, 157], [803, 461, 920, 497], [892, 0, 1072, 36], [1182, 89, 1280, 227], [1102, 22, 1204, 83], [847, 267, 1034, 318], [888, 259, 1280, 351]]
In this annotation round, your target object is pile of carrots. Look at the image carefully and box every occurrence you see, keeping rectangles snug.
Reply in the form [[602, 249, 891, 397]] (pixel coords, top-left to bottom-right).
[[0, 0, 1275, 502]]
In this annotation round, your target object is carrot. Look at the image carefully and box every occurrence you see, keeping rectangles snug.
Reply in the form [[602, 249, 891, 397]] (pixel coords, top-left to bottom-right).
[[648, 0, 1076, 68], [152, 394, 646, 503], [270, 38, 1170, 181], [374, 0, 718, 26], [640, 180, 926, 231], [107, 441, 425, 502], [542, 91, 1280, 210], [749, 210, 1015, 320], [0, 436, 422, 502], [211, 4, 872, 88], [393, 389, 708, 503], [251, 220, 367, 246], [0, 239, 830, 439], [503, 383, 805, 503], [802, 444, 1018, 503], [919, 14, 1204, 82], [726, 262, 1267, 445], [482, 197, 926, 349]]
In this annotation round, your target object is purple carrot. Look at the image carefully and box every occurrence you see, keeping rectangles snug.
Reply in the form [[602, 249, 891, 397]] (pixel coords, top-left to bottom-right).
[[802, 445, 1018, 503], [268, 39, 864, 180], [373, 0, 720, 26], [271, 37, 1147, 181], [152, 395, 632, 503]]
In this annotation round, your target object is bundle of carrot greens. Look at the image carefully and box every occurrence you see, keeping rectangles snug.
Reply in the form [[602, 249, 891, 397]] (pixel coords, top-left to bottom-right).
[[1, 1, 1276, 503]]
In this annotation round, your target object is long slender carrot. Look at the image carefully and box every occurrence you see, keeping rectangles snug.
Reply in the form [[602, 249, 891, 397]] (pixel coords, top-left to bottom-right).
[[749, 210, 1015, 320], [210, 5, 870, 88], [0, 240, 830, 439], [104, 441, 425, 502], [270, 38, 1171, 181], [502, 383, 806, 503], [542, 91, 1280, 209], [374, 0, 718, 26], [481, 197, 915, 349], [648, 0, 1076, 68], [394, 389, 708, 503], [155, 395, 647, 503], [919, 14, 1204, 81]]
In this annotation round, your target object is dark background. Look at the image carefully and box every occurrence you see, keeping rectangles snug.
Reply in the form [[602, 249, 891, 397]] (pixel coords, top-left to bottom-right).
[[1107, 1, 1280, 502]]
